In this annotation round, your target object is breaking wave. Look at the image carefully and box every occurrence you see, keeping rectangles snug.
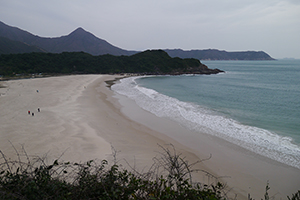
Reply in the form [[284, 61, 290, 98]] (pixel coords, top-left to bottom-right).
[[112, 76, 300, 169]]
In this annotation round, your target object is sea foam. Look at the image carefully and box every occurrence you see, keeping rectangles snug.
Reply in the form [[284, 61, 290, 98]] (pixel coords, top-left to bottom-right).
[[112, 76, 300, 169]]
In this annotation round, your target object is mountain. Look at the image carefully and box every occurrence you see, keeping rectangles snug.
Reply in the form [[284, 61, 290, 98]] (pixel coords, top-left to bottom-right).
[[0, 21, 136, 56], [30, 27, 137, 56], [0, 21, 39, 45], [164, 49, 275, 60], [0, 21, 274, 60], [0, 36, 44, 54]]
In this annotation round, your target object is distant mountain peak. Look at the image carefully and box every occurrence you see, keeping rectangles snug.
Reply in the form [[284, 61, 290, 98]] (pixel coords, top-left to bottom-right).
[[72, 27, 86, 33], [75, 27, 84, 31], [68, 27, 90, 37]]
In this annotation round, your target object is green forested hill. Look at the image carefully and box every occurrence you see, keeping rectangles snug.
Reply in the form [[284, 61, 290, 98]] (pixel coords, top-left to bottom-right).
[[0, 50, 223, 76]]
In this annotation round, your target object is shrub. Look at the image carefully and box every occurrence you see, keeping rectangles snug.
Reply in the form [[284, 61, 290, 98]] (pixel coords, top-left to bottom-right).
[[1, 144, 298, 200]]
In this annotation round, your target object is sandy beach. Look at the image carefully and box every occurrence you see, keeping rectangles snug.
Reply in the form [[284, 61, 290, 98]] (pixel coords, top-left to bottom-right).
[[0, 75, 299, 199]]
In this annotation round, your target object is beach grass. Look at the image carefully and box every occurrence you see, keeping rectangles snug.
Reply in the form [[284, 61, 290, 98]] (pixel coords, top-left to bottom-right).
[[0, 145, 229, 200], [1, 145, 299, 200]]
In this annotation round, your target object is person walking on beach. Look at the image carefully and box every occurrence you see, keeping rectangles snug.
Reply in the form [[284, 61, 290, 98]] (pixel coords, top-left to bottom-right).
[[32, 112, 34, 116], [38, 108, 40, 112], [28, 111, 30, 115]]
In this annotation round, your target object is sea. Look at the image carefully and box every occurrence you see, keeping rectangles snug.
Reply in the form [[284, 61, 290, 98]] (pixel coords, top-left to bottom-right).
[[111, 59, 300, 169]]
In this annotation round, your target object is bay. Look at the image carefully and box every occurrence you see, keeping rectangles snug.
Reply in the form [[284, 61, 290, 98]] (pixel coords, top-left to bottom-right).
[[112, 60, 300, 169]]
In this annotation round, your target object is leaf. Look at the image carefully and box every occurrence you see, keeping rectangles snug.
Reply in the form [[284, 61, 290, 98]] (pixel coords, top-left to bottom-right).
[[53, 159, 59, 165]]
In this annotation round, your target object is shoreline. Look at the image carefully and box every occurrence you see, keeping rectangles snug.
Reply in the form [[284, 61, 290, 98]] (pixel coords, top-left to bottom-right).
[[110, 75, 300, 199], [1, 75, 299, 199]]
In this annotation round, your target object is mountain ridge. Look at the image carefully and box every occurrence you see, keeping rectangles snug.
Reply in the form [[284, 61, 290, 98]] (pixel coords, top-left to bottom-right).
[[164, 48, 275, 60], [0, 21, 136, 56], [0, 21, 274, 60]]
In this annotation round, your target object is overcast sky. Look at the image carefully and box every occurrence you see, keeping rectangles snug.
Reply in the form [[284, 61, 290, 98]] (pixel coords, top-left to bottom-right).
[[1, 0, 300, 59]]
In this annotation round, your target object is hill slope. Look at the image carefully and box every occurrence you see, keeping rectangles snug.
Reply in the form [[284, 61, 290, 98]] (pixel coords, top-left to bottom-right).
[[0, 36, 44, 54], [0, 21, 136, 56]]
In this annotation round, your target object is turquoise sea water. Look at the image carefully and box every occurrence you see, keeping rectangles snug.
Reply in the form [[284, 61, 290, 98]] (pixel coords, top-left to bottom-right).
[[112, 60, 300, 169]]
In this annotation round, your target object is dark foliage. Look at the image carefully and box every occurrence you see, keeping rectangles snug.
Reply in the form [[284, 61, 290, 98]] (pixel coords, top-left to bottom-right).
[[0, 145, 228, 200], [0, 50, 223, 77], [1, 144, 299, 200], [288, 191, 300, 200]]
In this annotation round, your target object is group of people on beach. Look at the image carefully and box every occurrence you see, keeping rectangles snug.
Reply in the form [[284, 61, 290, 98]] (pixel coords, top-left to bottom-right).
[[28, 108, 40, 116], [28, 89, 40, 116]]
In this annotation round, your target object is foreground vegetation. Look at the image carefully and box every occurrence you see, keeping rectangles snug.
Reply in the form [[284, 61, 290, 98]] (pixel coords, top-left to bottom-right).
[[0, 145, 299, 200]]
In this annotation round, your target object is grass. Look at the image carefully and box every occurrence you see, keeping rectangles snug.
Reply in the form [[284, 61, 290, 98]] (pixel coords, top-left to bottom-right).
[[0, 144, 299, 200]]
